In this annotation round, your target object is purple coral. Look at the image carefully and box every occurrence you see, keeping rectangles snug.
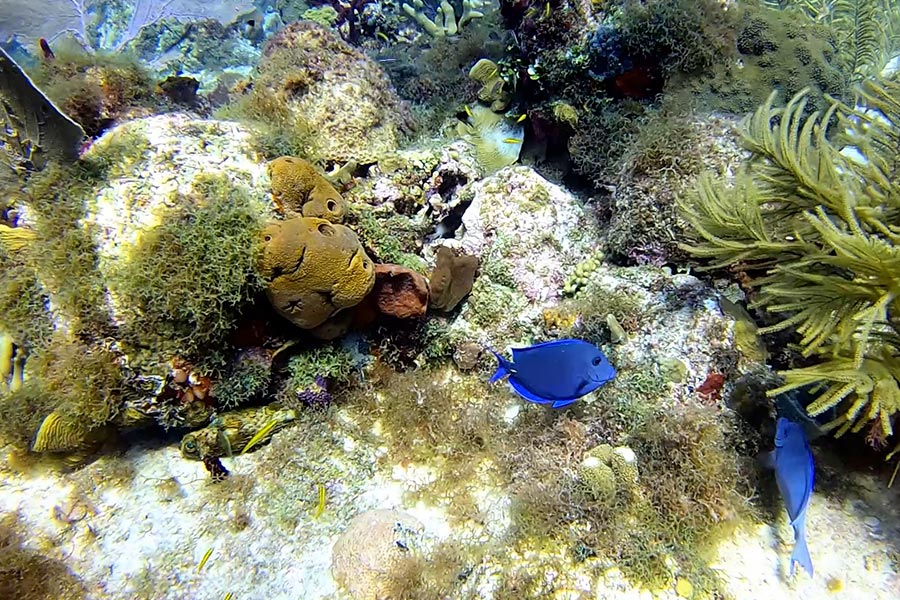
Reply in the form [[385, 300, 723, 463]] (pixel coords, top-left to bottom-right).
[[297, 376, 332, 407]]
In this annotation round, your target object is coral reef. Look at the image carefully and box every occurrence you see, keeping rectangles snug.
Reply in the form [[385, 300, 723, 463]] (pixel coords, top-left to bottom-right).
[[235, 21, 415, 165], [267, 156, 347, 221], [259, 216, 375, 331], [79, 115, 271, 363], [401, 0, 488, 38], [679, 78, 900, 450], [331, 509, 425, 600]]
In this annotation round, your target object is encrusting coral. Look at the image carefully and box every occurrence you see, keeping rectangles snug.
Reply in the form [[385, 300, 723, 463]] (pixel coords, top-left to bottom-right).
[[258, 216, 376, 330], [578, 444, 641, 506], [267, 156, 347, 222], [678, 77, 900, 453]]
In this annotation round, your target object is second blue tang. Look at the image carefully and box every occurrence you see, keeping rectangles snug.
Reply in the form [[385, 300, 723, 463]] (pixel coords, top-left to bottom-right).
[[772, 417, 815, 577], [490, 339, 616, 408]]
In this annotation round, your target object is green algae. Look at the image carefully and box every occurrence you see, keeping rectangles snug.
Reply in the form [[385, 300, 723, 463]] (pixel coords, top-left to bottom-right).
[[109, 173, 265, 367]]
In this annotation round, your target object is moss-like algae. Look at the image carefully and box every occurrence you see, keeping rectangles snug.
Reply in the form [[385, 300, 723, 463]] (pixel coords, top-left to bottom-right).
[[339, 364, 752, 596], [214, 91, 321, 161], [110, 173, 265, 368]]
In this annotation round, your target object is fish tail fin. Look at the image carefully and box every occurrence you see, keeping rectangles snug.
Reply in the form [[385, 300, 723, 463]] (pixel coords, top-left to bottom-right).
[[488, 349, 513, 383], [790, 521, 813, 578]]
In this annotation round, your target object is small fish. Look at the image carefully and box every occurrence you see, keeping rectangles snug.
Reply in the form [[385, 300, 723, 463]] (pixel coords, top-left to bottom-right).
[[503, 137, 523, 144], [464, 104, 473, 118], [376, 31, 389, 42], [38, 38, 55, 60], [545, 2, 551, 18], [314, 483, 326, 518], [490, 339, 616, 408], [223, 593, 233, 600], [197, 547, 213, 572], [524, 7, 537, 18], [516, 114, 527, 123], [770, 417, 815, 577]]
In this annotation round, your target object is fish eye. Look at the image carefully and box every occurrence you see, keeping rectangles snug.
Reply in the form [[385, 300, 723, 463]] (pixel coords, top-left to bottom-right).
[[591, 357, 603, 366], [185, 441, 196, 450]]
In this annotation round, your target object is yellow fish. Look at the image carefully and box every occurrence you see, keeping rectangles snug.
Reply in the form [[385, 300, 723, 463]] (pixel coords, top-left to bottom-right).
[[503, 137, 523, 144], [516, 114, 527, 123], [198, 547, 213, 572], [314, 483, 326, 518]]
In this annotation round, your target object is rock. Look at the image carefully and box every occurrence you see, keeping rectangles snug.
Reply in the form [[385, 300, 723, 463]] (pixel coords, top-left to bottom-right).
[[370, 264, 429, 319], [254, 22, 415, 164], [453, 342, 483, 371], [457, 166, 602, 304], [259, 217, 375, 330], [331, 509, 424, 600]]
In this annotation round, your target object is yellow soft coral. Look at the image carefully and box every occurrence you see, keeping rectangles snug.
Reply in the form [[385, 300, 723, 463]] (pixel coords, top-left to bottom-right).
[[268, 156, 347, 222], [259, 217, 375, 329]]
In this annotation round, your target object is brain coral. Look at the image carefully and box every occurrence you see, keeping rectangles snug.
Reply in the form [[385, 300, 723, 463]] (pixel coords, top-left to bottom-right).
[[253, 22, 415, 164], [267, 156, 346, 222], [259, 216, 375, 329], [331, 509, 424, 600]]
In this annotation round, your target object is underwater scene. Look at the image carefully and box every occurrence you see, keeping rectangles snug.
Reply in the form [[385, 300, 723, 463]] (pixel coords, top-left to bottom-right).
[[2, 0, 900, 598]]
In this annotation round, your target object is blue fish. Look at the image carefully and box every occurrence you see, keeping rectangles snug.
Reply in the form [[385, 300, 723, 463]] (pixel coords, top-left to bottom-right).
[[489, 339, 616, 408], [772, 417, 815, 577]]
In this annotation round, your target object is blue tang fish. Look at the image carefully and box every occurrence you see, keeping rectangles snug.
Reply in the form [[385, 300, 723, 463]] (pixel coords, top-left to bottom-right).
[[772, 417, 815, 577], [490, 339, 616, 408]]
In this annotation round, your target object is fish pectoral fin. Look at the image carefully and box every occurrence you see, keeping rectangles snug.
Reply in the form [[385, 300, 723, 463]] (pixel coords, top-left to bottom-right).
[[508, 378, 555, 405], [551, 398, 579, 409]]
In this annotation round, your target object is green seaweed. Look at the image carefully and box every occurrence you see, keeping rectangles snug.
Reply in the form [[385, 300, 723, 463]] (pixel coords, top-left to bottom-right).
[[23, 165, 112, 338], [212, 354, 272, 410], [283, 343, 357, 392], [109, 173, 265, 367], [214, 91, 321, 161], [352, 208, 428, 270], [679, 77, 900, 450]]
